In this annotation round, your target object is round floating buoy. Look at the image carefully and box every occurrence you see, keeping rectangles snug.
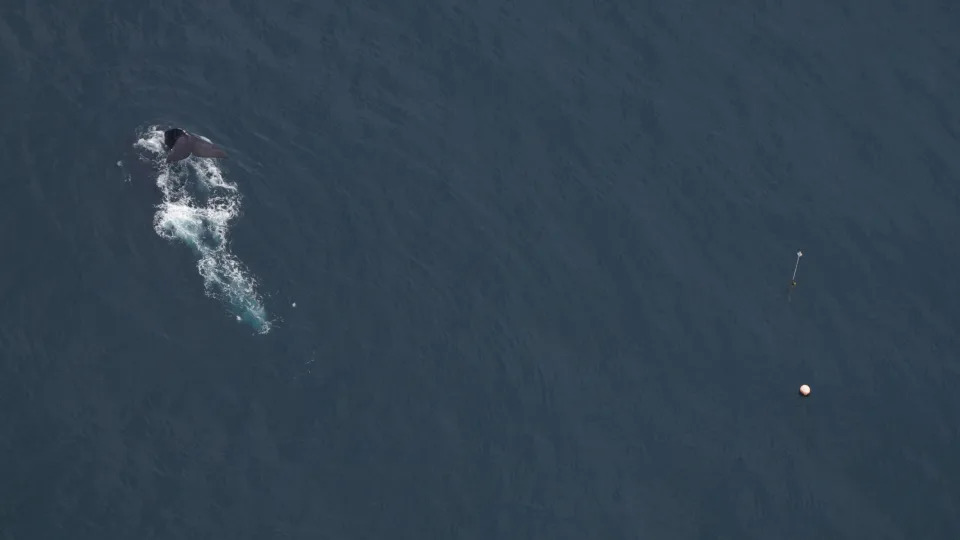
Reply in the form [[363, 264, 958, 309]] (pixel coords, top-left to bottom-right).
[[799, 384, 811, 397]]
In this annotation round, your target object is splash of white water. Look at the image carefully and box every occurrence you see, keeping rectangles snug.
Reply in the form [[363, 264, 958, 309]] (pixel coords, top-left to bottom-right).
[[133, 126, 272, 334]]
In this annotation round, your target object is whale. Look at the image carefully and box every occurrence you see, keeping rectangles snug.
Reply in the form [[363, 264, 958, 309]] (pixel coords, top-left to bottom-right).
[[163, 128, 228, 163]]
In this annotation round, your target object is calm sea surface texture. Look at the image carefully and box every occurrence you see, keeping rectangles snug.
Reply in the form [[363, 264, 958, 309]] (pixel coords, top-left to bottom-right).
[[1, 1, 958, 538]]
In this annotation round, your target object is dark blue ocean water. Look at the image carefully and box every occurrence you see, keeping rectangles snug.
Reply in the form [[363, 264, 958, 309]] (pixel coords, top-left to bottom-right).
[[2, 1, 959, 538]]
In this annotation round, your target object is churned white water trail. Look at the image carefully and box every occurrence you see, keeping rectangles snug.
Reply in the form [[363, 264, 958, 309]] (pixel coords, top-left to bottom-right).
[[132, 126, 272, 334]]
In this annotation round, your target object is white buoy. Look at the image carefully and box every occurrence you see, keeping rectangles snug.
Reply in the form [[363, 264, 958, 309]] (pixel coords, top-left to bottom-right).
[[799, 384, 811, 397]]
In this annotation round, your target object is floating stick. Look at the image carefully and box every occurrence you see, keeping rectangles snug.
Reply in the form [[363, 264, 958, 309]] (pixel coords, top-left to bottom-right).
[[791, 250, 803, 286], [787, 250, 803, 302]]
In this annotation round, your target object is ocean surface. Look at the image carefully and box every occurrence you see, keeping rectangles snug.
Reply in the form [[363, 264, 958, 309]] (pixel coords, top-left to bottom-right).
[[2, 1, 959, 538]]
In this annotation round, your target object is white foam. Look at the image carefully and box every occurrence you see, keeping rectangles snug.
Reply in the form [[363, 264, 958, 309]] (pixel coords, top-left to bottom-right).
[[133, 126, 272, 334]]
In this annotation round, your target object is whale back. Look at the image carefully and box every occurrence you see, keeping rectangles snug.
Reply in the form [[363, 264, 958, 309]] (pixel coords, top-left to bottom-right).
[[163, 128, 186, 150]]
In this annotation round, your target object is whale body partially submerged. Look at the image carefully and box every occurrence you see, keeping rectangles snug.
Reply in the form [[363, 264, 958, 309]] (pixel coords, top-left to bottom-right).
[[163, 128, 228, 163]]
